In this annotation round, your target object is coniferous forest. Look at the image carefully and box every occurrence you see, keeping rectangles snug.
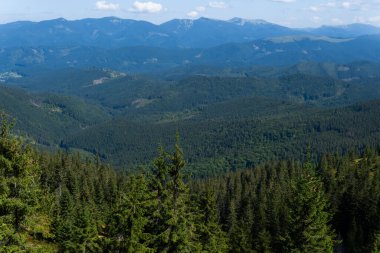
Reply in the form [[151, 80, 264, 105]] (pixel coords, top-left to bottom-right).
[[1, 112, 380, 252], [1, 13, 380, 253]]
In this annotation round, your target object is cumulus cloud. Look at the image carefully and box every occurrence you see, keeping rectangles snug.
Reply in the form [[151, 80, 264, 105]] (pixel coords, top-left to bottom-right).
[[129, 1, 163, 13], [196, 6, 206, 12], [331, 17, 344, 24], [309, 6, 321, 12], [339, 1, 362, 10], [271, 0, 296, 3], [368, 16, 380, 23], [341, 2, 352, 9], [187, 11, 199, 18], [308, 0, 378, 13], [308, 2, 341, 12], [312, 16, 321, 23], [208, 1, 228, 9], [353, 15, 380, 25], [95, 1, 120, 11], [187, 6, 205, 19], [326, 2, 337, 7]]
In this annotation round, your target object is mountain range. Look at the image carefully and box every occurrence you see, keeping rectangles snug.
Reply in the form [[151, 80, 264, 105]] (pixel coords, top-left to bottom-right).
[[1, 34, 380, 73], [1, 17, 380, 49], [1, 17, 380, 73], [1, 17, 380, 169]]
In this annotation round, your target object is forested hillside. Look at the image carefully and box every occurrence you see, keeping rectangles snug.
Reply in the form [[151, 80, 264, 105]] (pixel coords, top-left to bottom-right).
[[0, 85, 110, 145], [1, 113, 379, 252], [61, 99, 380, 176], [1, 15, 380, 252], [2, 65, 380, 173]]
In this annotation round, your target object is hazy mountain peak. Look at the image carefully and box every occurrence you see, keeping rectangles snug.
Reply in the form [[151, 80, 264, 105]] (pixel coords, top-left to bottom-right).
[[229, 17, 270, 26], [178, 19, 194, 28], [308, 23, 380, 38], [47, 18, 67, 23], [160, 18, 194, 32]]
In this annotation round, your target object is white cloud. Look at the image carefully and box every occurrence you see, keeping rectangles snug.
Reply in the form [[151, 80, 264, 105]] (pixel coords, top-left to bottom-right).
[[187, 11, 199, 18], [309, 6, 321, 12], [326, 2, 336, 7], [129, 1, 163, 13], [196, 6, 206, 12], [312, 16, 321, 23], [271, 0, 296, 3], [368, 16, 380, 23], [353, 15, 380, 25], [187, 6, 205, 19], [331, 17, 344, 24], [334, 0, 371, 11], [354, 16, 366, 23], [95, 1, 119, 11], [307, 2, 334, 12], [208, 1, 228, 9], [341, 2, 352, 9]]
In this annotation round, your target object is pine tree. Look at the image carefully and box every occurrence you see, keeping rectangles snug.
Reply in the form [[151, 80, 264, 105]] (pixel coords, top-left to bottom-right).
[[0, 112, 40, 251], [283, 156, 336, 253]]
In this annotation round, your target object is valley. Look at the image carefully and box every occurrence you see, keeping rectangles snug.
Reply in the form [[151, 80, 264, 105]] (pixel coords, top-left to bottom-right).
[[2, 58, 380, 174], [1, 15, 380, 252]]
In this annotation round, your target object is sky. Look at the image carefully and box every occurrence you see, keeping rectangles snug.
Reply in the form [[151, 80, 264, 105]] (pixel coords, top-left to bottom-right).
[[1, 0, 380, 27]]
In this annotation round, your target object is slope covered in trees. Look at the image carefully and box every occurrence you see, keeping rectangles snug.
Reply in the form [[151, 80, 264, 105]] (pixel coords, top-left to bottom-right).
[[0, 85, 110, 145], [2, 63, 380, 173], [62, 99, 380, 176], [1, 113, 379, 252]]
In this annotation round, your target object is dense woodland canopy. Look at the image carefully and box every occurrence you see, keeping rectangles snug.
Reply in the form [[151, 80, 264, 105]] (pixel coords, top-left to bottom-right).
[[1, 113, 380, 252], [3, 63, 380, 176]]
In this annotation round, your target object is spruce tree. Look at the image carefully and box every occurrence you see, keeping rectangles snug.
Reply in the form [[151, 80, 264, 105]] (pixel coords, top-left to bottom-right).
[[283, 157, 336, 252], [226, 198, 254, 253], [53, 187, 101, 252], [0, 112, 40, 251], [372, 232, 380, 253], [148, 138, 200, 252], [107, 175, 154, 253], [52, 187, 76, 251], [195, 189, 228, 253]]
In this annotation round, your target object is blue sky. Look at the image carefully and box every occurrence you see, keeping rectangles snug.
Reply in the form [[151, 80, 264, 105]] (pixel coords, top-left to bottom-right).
[[1, 0, 380, 27]]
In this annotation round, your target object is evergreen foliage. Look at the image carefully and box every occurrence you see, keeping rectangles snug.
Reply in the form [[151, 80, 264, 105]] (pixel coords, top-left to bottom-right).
[[148, 141, 200, 252], [106, 175, 154, 253], [194, 189, 229, 253], [0, 112, 40, 251], [1, 119, 380, 252], [282, 158, 335, 252]]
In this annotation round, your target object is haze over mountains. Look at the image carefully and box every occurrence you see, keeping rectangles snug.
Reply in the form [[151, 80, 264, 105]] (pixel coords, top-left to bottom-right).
[[1, 16, 380, 170], [1, 17, 380, 73], [1, 17, 380, 48]]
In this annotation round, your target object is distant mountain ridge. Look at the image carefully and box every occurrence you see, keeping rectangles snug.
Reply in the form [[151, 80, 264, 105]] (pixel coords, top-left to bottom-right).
[[1, 35, 380, 72], [1, 17, 380, 49], [304, 23, 380, 38]]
